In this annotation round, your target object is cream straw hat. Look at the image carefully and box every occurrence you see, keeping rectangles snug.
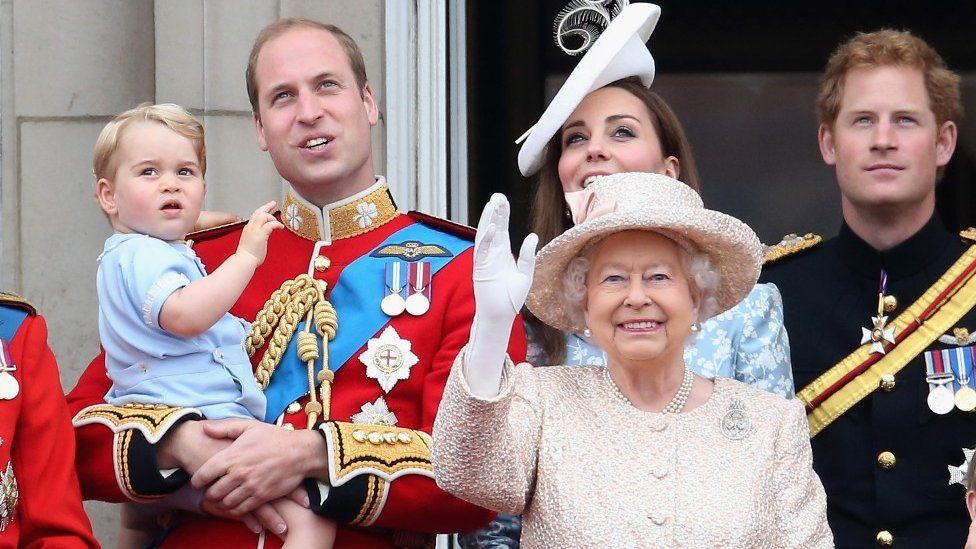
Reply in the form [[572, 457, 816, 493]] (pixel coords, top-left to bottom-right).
[[526, 172, 763, 333]]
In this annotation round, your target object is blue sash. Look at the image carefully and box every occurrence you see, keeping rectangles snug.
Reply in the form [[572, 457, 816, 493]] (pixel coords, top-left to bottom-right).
[[0, 306, 28, 342], [263, 223, 472, 422]]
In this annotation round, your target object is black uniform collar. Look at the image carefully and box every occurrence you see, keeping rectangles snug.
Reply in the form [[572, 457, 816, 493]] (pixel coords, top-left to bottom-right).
[[836, 214, 953, 280]]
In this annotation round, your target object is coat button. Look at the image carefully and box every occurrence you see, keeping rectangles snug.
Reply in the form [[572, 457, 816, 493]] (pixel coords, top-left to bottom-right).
[[882, 294, 898, 313], [876, 530, 893, 546], [352, 430, 367, 443], [877, 451, 896, 470], [286, 401, 302, 414], [314, 255, 331, 271], [879, 374, 895, 392]]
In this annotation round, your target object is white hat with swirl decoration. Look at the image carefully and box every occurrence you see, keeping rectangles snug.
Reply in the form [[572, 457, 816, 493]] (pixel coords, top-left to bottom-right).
[[526, 172, 764, 333], [516, 1, 661, 177]]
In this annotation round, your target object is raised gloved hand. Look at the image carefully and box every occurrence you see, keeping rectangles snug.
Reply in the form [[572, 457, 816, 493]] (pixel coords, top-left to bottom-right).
[[465, 194, 538, 397]]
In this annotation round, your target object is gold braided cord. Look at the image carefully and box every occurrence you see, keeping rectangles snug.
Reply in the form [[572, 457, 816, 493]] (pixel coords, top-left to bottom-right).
[[245, 274, 340, 427]]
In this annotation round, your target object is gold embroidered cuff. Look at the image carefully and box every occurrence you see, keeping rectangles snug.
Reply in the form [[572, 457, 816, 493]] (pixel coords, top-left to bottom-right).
[[73, 403, 201, 444], [319, 421, 433, 487]]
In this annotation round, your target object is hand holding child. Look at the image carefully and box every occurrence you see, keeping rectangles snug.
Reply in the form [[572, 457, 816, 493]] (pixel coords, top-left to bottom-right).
[[237, 201, 284, 265]]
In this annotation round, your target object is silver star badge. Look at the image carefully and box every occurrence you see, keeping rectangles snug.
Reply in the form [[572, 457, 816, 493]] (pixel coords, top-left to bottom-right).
[[358, 327, 419, 393], [861, 315, 896, 355], [350, 396, 399, 426], [948, 447, 975, 487]]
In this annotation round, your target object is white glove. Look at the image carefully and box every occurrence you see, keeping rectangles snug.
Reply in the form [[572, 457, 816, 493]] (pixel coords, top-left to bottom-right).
[[465, 194, 538, 397]]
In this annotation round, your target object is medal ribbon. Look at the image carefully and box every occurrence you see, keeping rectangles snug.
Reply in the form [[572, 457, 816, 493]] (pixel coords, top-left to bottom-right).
[[262, 222, 472, 422]]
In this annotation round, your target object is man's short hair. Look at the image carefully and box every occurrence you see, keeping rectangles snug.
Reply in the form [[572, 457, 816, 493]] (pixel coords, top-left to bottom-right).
[[817, 29, 963, 127], [93, 103, 206, 182], [245, 18, 369, 114]]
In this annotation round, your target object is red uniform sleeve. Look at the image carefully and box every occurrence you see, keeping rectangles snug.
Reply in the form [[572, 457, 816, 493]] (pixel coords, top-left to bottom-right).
[[13, 314, 99, 547], [318, 249, 528, 533], [68, 352, 195, 503]]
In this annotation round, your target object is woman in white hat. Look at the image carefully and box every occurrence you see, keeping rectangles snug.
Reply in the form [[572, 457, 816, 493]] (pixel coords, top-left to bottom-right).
[[519, 3, 793, 397], [432, 173, 831, 546]]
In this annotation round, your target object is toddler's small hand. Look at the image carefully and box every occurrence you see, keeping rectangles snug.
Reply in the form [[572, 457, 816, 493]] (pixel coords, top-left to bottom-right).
[[237, 201, 283, 265]]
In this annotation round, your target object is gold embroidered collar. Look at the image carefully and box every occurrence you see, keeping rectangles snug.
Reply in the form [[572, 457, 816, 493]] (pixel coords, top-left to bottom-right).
[[281, 178, 399, 242]]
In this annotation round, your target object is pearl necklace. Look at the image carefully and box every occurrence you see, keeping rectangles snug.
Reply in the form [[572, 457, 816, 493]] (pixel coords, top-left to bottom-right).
[[605, 365, 694, 414]]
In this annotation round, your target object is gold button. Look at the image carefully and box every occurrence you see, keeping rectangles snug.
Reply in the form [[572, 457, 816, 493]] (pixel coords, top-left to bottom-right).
[[396, 432, 413, 444], [314, 255, 331, 272], [281, 423, 295, 431], [383, 432, 398, 445], [286, 401, 302, 414], [877, 451, 896, 470], [367, 432, 384, 445], [882, 295, 898, 313], [879, 374, 896, 392], [876, 530, 893, 546], [352, 429, 367, 443]]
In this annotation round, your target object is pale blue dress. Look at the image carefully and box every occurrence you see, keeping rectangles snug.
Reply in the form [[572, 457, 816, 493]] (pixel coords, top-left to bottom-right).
[[459, 282, 794, 549], [97, 233, 266, 420]]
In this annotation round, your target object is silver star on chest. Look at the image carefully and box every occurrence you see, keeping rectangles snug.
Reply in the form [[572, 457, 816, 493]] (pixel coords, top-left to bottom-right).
[[350, 396, 399, 426], [948, 447, 975, 487]]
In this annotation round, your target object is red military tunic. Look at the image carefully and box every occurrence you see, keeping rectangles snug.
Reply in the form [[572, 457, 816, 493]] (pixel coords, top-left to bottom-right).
[[68, 180, 526, 548], [0, 295, 98, 548]]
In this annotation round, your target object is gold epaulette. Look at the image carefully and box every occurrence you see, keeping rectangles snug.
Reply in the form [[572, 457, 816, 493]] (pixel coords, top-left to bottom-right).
[[763, 233, 822, 265], [407, 211, 476, 241], [960, 228, 976, 243], [0, 292, 36, 316], [185, 217, 250, 247]]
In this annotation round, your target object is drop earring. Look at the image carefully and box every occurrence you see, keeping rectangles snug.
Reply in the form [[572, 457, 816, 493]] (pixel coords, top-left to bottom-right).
[[583, 327, 592, 338]]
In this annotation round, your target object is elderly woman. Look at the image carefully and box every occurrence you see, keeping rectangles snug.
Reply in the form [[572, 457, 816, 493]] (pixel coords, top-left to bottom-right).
[[433, 173, 831, 547]]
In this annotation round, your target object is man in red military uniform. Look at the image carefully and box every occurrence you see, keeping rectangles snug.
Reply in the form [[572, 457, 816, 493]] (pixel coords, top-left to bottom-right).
[[0, 294, 98, 547], [67, 18, 525, 548]]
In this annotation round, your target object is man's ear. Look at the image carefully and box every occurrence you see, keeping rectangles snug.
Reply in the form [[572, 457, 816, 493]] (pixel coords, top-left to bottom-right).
[[362, 83, 379, 126], [935, 120, 958, 168], [95, 178, 118, 216], [818, 123, 837, 166], [254, 112, 269, 152]]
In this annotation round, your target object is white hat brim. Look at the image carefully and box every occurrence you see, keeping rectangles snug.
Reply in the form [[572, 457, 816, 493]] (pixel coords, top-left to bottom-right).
[[526, 205, 762, 334], [517, 3, 661, 177]]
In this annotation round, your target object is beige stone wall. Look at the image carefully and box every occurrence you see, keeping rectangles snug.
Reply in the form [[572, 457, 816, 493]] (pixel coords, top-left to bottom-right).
[[0, 1, 385, 544]]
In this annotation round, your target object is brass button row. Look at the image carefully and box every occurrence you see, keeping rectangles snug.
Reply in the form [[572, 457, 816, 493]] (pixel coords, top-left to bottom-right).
[[877, 451, 896, 470], [876, 529, 893, 546], [352, 429, 413, 445]]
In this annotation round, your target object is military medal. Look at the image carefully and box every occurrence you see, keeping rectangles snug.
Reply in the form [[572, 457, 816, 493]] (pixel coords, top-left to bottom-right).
[[380, 261, 407, 317], [0, 462, 16, 531], [860, 270, 896, 355], [950, 346, 976, 411], [0, 341, 18, 400], [404, 261, 431, 316], [350, 396, 399, 426], [949, 447, 976, 486], [358, 326, 419, 393], [925, 350, 957, 415]]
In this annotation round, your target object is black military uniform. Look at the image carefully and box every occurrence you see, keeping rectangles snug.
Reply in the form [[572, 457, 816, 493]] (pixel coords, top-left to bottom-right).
[[761, 215, 976, 548]]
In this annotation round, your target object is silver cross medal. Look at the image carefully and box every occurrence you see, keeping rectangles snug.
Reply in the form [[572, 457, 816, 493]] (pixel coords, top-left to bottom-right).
[[862, 271, 896, 355]]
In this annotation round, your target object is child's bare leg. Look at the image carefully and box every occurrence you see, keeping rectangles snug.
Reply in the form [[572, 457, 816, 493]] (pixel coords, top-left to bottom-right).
[[118, 502, 161, 549], [271, 497, 337, 549]]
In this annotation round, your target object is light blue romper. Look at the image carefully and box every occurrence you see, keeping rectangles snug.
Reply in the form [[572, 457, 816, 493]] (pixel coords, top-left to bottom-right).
[[97, 233, 266, 420]]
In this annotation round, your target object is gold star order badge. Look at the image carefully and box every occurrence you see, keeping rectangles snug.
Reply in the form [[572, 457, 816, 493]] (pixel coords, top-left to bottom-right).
[[350, 396, 399, 426], [358, 327, 419, 393], [861, 315, 896, 355]]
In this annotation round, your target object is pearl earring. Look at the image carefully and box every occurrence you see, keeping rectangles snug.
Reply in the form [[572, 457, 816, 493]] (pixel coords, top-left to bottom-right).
[[690, 322, 701, 333], [583, 327, 592, 338]]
